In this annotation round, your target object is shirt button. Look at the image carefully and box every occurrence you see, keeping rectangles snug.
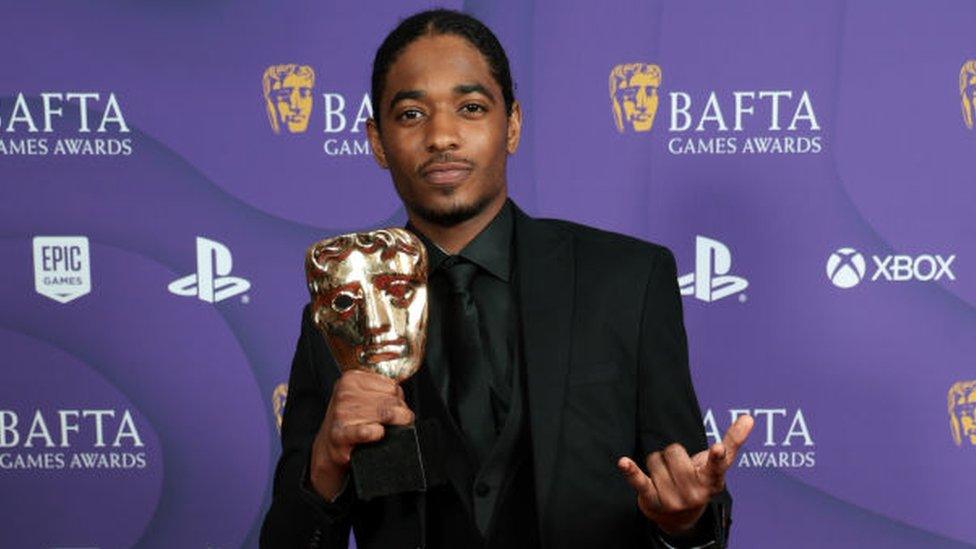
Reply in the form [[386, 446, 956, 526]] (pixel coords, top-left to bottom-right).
[[475, 482, 491, 497]]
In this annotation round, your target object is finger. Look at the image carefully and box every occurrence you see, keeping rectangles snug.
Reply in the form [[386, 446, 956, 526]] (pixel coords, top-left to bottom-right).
[[341, 396, 413, 426], [699, 415, 755, 486], [617, 457, 653, 494], [335, 422, 385, 448], [617, 457, 662, 513], [343, 369, 400, 394], [698, 442, 728, 489], [721, 414, 755, 465], [378, 400, 415, 426], [646, 451, 678, 509], [661, 443, 700, 496]]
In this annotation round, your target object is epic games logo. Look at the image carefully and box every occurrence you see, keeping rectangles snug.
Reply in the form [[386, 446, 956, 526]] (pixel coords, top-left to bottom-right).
[[610, 63, 822, 156], [33, 236, 91, 304], [0, 92, 133, 156], [262, 63, 373, 157]]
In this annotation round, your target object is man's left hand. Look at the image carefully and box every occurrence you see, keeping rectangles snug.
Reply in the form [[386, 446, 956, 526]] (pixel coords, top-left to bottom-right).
[[617, 414, 754, 537]]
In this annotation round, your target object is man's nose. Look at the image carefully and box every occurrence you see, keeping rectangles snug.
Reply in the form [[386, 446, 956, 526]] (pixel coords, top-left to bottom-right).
[[425, 110, 461, 152]]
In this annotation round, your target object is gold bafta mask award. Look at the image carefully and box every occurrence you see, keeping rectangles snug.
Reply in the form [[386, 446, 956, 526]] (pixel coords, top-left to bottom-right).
[[306, 228, 429, 499]]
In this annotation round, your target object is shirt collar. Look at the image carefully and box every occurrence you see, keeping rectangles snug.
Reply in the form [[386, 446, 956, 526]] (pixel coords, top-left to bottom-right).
[[407, 199, 513, 282]]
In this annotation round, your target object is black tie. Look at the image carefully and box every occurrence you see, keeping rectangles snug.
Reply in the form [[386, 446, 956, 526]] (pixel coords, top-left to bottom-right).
[[442, 257, 496, 466]]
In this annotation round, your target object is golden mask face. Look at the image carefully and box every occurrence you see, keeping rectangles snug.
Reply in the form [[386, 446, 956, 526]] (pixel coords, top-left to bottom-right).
[[272, 383, 288, 433], [610, 63, 661, 133], [949, 380, 976, 446], [306, 229, 428, 381], [960, 60, 976, 130], [263, 64, 315, 134]]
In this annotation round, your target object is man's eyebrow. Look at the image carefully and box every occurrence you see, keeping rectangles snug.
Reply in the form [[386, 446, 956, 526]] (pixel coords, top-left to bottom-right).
[[387, 84, 497, 112], [454, 83, 496, 103], [388, 90, 426, 112]]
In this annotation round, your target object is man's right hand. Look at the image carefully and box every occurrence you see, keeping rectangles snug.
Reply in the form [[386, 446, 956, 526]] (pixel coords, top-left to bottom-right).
[[309, 369, 415, 500]]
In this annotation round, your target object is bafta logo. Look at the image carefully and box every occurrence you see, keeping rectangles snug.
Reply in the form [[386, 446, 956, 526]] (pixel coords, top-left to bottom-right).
[[272, 382, 288, 432], [610, 63, 662, 133], [960, 60, 976, 129], [262, 64, 315, 134], [948, 380, 976, 447]]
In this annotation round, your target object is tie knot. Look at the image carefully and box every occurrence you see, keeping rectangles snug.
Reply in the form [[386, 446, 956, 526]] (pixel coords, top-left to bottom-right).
[[443, 257, 478, 293]]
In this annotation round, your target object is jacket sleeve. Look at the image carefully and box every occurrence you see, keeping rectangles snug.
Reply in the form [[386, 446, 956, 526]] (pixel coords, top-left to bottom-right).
[[260, 305, 354, 549], [636, 247, 733, 548]]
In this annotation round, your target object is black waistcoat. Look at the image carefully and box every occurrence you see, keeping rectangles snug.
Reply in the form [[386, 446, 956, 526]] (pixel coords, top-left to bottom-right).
[[413, 342, 540, 549], [347, 353, 540, 549]]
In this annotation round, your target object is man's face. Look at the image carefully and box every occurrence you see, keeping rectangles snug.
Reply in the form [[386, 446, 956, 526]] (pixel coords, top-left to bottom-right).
[[616, 70, 659, 132], [272, 73, 313, 133], [307, 233, 428, 381], [367, 34, 521, 227]]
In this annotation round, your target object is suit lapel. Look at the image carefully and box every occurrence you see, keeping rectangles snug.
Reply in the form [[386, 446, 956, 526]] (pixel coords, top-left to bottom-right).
[[512, 205, 575, 522]]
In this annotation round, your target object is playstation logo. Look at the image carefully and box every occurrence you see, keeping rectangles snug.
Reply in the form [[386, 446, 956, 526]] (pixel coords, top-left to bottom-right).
[[168, 237, 250, 303], [678, 236, 749, 302]]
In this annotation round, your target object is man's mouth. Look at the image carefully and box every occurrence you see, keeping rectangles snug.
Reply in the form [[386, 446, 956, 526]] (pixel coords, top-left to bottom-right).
[[420, 161, 473, 185]]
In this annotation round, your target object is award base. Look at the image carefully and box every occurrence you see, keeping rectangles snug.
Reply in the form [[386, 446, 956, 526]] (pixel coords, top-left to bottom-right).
[[351, 424, 427, 500]]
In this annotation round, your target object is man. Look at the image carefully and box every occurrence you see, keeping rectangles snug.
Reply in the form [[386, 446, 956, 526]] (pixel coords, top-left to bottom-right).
[[261, 9, 753, 548]]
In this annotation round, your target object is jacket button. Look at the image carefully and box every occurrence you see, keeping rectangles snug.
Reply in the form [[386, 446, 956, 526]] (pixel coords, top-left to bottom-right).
[[475, 482, 490, 497]]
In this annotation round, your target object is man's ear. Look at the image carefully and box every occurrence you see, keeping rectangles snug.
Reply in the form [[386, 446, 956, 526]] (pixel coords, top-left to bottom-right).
[[366, 118, 389, 169], [506, 100, 522, 155]]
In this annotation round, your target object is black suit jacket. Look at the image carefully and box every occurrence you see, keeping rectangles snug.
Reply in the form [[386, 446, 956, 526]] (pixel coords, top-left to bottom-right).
[[261, 204, 731, 548]]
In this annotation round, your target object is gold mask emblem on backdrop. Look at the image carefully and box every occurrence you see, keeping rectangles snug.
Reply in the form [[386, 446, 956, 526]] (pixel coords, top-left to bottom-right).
[[305, 229, 428, 382], [610, 63, 662, 133], [949, 380, 976, 447], [959, 60, 976, 129], [272, 383, 288, 433], [263, 64, 315, 134]]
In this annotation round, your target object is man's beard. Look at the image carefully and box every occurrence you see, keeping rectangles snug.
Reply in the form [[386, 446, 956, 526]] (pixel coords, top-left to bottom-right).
[[407, 190, 498, 227]]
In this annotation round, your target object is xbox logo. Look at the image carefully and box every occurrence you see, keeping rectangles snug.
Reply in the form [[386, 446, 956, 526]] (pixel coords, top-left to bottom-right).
[[826, 247, 866, 289]]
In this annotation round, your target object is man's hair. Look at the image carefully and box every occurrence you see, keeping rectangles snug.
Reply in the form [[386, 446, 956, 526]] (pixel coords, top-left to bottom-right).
[[370, 9, 515, 130]]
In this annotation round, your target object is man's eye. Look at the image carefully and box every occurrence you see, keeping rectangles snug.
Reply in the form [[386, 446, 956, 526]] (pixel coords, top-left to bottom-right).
[[332, 293, 356, 312], [461, 104, 486, 114], [398, 109, 424, 121]]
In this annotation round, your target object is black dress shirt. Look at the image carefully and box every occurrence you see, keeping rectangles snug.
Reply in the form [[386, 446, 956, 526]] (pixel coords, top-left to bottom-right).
[[409, 200, 517, 440]]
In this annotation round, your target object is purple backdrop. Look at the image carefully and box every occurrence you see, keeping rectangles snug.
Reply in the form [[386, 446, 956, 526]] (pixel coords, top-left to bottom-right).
[[2, 0, 974, 547]]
